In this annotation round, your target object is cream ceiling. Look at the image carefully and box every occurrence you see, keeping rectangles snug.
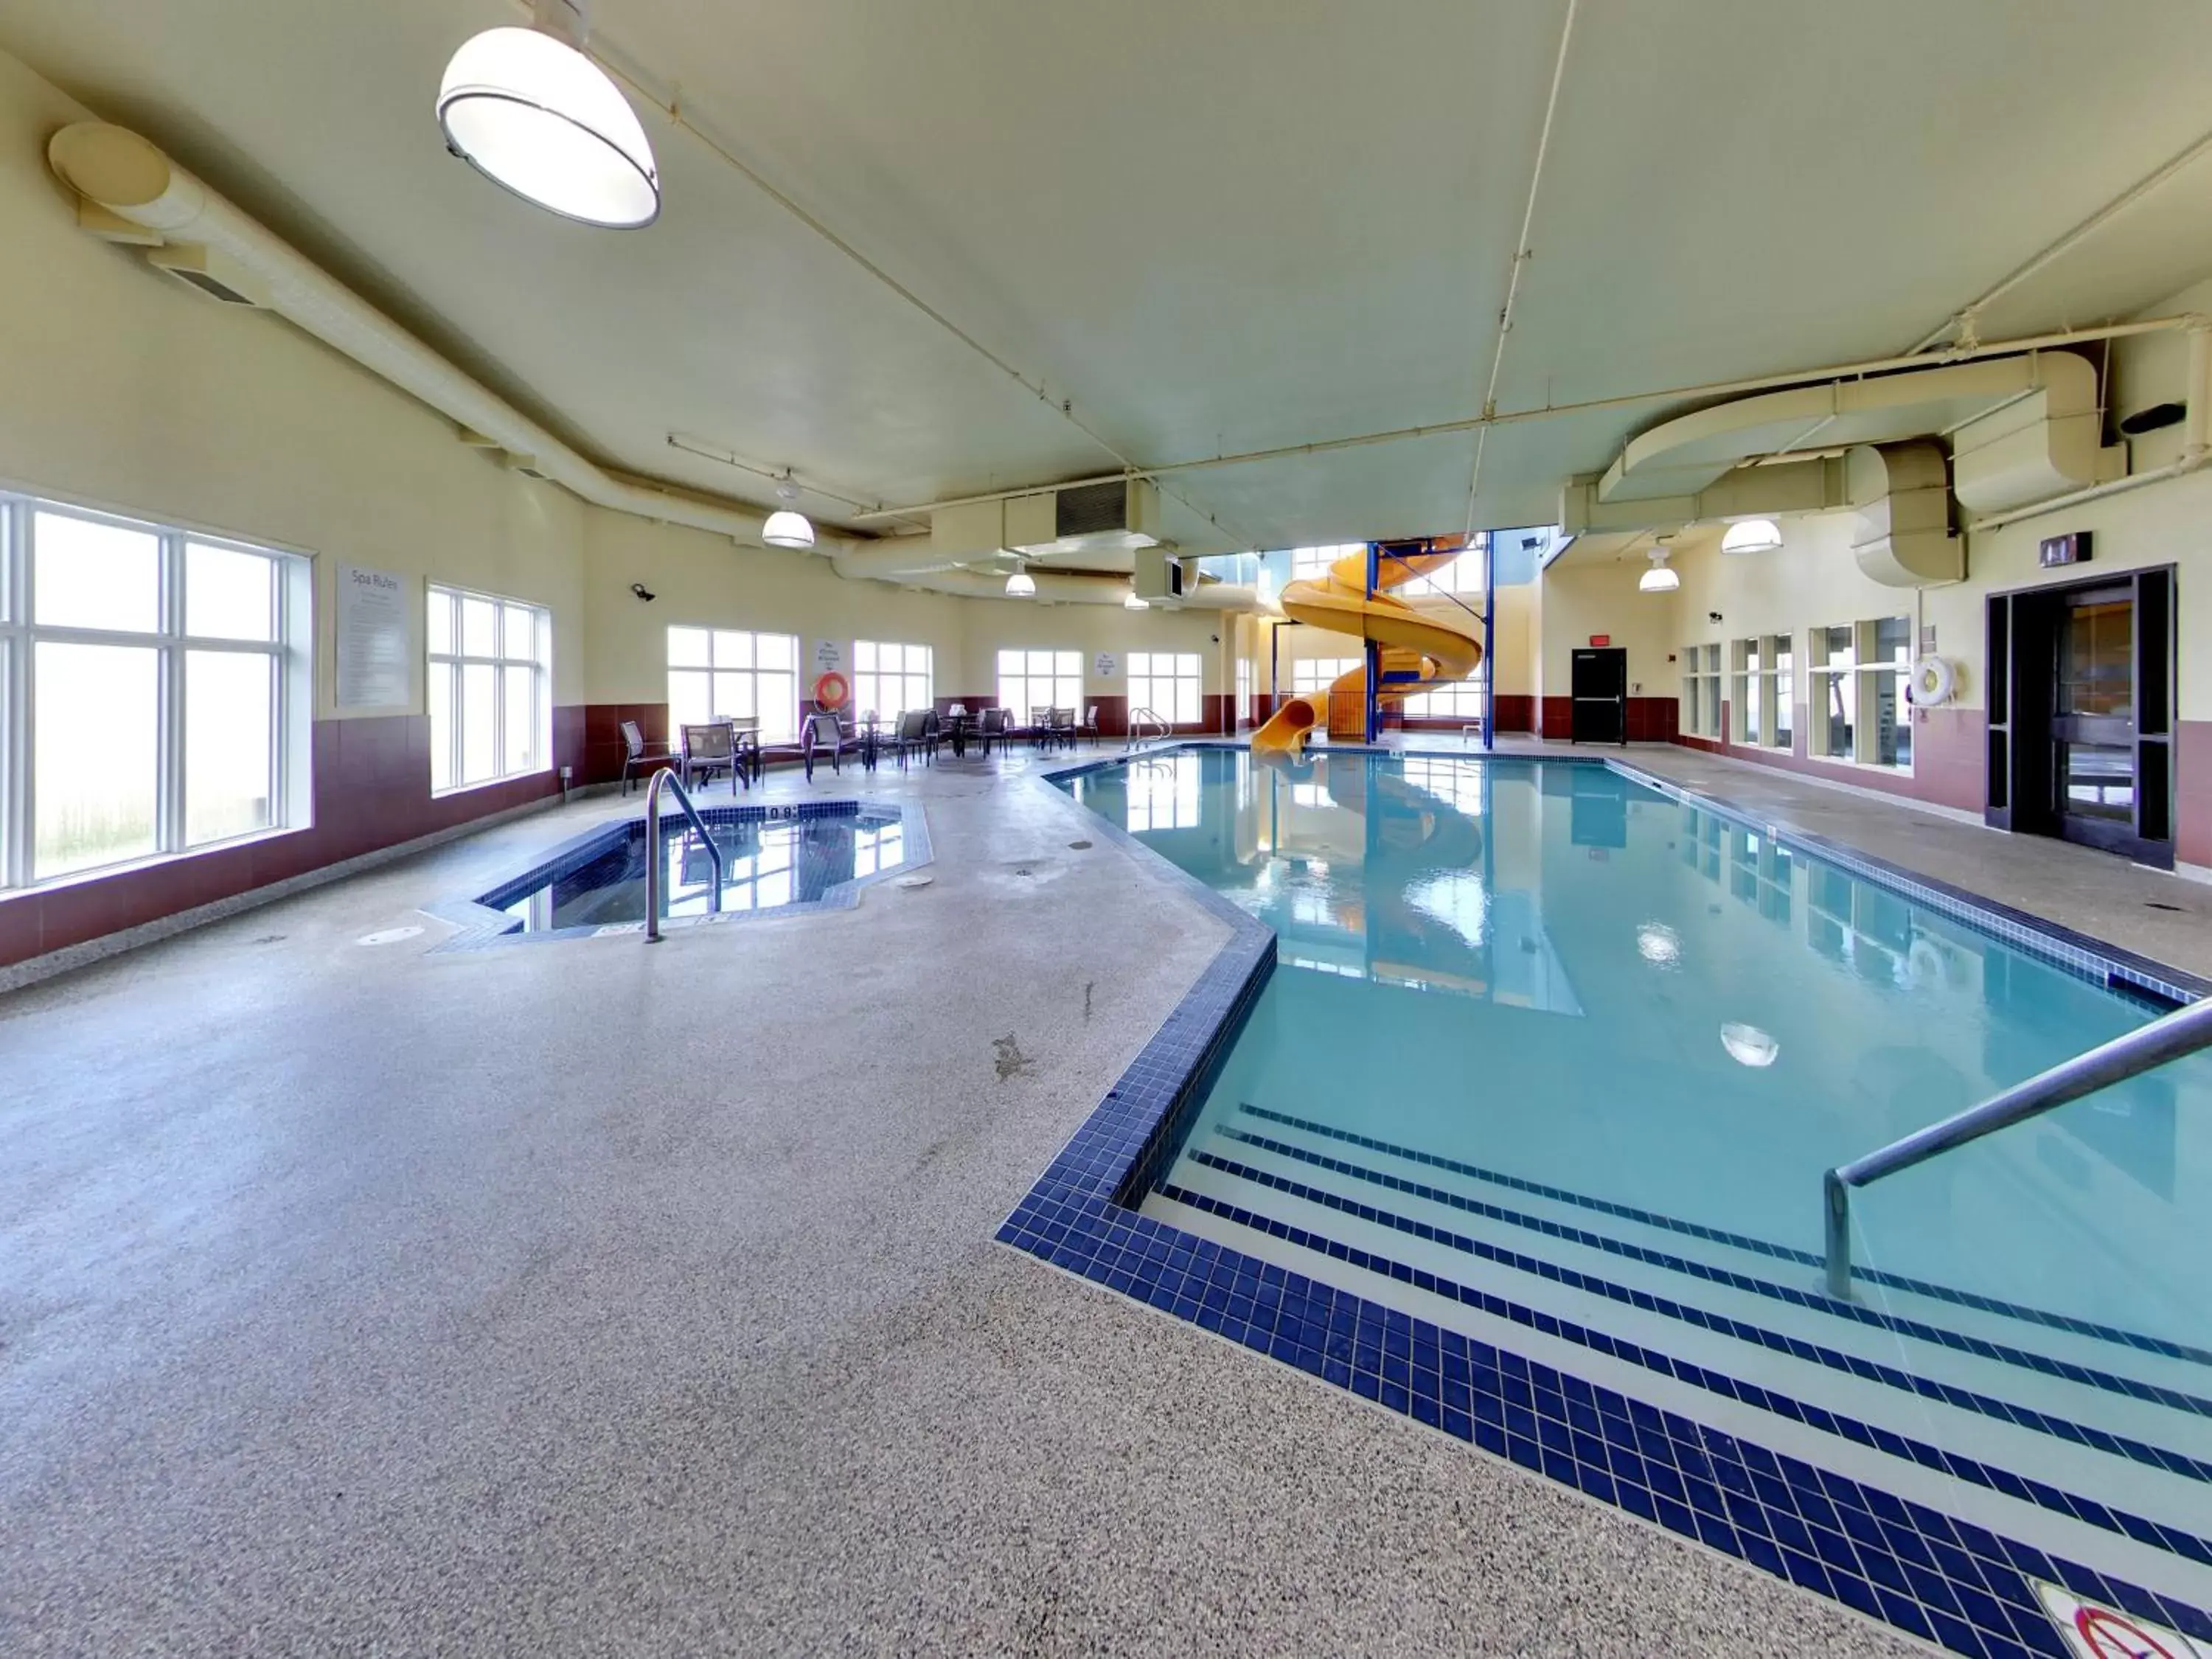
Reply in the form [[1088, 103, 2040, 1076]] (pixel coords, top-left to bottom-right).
[[4, 0, 2212, 553]]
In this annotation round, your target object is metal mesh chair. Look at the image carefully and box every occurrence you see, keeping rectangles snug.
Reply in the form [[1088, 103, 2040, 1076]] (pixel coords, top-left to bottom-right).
[[802, 710, 862, 780], [681, 721, 743, 794], [619, 719, 677, 796]]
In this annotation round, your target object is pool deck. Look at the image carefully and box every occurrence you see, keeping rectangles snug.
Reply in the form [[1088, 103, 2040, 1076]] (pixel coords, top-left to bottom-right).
[[7, 737, 2202, 1656]]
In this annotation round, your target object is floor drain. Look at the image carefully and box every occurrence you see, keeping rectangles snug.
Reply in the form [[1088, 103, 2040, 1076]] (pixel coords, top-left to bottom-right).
[[357, 925, 423, 946], [1067, 840, 1093, 850], [2146, 900, 2183, 912]]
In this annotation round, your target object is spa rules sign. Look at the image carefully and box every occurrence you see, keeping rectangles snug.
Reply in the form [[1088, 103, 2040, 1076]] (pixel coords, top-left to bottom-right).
[[336, 565, 408, 709]]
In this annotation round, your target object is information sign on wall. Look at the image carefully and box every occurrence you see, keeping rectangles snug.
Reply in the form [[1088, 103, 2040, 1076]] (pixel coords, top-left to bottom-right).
[[335, 564, 409, 709]]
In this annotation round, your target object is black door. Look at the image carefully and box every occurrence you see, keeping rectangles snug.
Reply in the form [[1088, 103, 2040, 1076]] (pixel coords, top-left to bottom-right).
[[1985, 566, 2174, 868], [1571, 648, 1627, 745], [2051, 586, 2138, 854]]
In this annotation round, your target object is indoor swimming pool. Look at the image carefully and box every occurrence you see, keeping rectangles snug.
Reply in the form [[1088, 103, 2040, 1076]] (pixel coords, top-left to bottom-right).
[[1026, 745, 2212, 1656]]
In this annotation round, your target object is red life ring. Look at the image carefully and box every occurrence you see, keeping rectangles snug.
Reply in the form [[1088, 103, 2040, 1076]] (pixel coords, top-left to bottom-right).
[[813, 670, 851, 710]]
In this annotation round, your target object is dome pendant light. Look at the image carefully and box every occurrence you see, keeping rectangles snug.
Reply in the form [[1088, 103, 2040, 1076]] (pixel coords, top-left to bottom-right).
[[1005, 563, 1037, 598], [437, 0, 661, 229], [761, 474, 815, 550], [1720, 518, 1783, 556], [1638, 547, 1680, 594]]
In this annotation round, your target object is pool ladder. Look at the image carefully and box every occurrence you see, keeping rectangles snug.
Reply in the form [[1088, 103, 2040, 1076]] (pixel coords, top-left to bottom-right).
[[1125, 706, 1170, 749], [644, 768, 723, 942], [1823, 992, 2212, 1298]]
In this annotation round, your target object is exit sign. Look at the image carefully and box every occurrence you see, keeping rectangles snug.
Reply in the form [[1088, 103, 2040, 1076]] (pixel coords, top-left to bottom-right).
[[1590, 634, 1611, 647], [2039, 532, 2090, 568]]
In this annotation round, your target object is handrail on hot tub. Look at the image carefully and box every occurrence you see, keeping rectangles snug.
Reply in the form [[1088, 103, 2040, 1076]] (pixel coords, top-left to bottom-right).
[[644, 766, 724, 942], [1822, 993, 2212, 1299]]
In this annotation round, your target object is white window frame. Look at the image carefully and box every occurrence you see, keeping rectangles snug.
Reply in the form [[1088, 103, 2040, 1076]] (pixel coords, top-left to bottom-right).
[[1237, 658, 1253, 726], [1809, 619, 1910, 770], [0, 495, 311, 889], [1680, 643, 1722, 737], [1401, 673, 1486, 721], [1287, 544, 1365, 581], [665, 626, 800, 745], [1728, 634, 1795, 751], [852, 639, 933, 723], [997, 648, 1082, 724], [1127, 650, 1201, 726], [1291, 656, 1361, 696], [428, 585, 552, 793]]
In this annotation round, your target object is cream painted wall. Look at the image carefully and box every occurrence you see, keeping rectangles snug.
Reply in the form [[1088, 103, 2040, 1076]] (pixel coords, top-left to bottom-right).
[[581, 510, 1234, 704], [0, 50, 588, 718], [1536, 557, 1680, 698]]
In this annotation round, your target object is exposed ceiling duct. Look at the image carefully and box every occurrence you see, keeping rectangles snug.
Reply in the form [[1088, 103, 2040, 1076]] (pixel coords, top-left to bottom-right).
[[1847, 440, 1958, 585]]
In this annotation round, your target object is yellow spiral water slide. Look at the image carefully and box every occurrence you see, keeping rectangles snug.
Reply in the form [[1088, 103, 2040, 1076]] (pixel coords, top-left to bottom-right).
[[1252, 541, 1484, 755]]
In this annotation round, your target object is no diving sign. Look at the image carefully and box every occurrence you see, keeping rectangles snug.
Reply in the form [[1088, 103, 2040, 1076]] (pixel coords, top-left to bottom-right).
[[2037, 1582, 2208, 1659]]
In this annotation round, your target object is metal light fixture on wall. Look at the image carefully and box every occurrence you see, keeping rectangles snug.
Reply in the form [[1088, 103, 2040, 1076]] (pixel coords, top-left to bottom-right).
[[437, 0, 661, 229], [1720, 518, 1783, 556], [1638, 548, 1680, 593], [761, 475, 815, 549], [1005, 563, 1036, 598]]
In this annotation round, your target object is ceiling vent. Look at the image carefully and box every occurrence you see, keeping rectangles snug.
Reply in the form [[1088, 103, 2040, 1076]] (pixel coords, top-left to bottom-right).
[[145, 244, 268, 307], [1848, 440, 1960, 586], [1006, 479, 1162, 556]]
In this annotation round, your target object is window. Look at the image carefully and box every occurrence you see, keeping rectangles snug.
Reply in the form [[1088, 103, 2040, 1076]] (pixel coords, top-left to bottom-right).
[[1680, 644, 1722, 737], [1127, 651, 1201, 725], [430, 587, 552, 790], [1237, 658, 1253, 726], [1392, 536, 1488, 597], [1288, 544, 1365, 580], [1402, 675, 1486, 722], [1292, 657, 1360, 695], [997, 648, 1081, 723], [1809, 619, 1909, 768], [1728, 635, 1795, 750], [666, 627, 799, 743], [0, 498, 308, 887], [852, 640, 932, 721]]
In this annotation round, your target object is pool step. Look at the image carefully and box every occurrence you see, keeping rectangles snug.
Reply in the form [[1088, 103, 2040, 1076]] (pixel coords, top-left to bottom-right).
[[1214, 1102, 2212, 1407], [1146, 1112, 2212, 1561]]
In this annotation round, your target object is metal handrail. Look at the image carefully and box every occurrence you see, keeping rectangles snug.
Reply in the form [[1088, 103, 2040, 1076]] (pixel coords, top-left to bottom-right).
[[643, 766, 723, 942], [1126, 707, 1170, 748], [1823, 994, 2212, 1298]]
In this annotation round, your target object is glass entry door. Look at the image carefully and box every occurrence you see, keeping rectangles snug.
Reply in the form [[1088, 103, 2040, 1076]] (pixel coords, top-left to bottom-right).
[[2051, 588, 2136, 852]]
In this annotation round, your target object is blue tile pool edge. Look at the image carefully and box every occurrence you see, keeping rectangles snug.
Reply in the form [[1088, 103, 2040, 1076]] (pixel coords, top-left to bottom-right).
[[1001, 742, 2211, 1658], [424, 798, 933, 948]]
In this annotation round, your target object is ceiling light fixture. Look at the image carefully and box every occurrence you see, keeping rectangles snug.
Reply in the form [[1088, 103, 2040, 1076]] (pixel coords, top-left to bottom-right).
[[1124, 588, 1150, 611], [1720, 518, 1783, 556], [761, 475, 815, 549], [1638, 547, 1680, 593], [437, 0, 660, 229], [1005, 563, 1037, 598]]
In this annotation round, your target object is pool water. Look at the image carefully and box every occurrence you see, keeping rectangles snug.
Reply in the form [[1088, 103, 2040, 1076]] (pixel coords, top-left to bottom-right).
[[498, 805, 908, 931], [1060, 747, 2212, 1627]]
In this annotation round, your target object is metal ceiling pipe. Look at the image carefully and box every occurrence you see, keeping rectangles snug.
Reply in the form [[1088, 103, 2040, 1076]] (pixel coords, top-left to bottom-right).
[[895, 566, 1256, 610], [44, 119, 854, 555]]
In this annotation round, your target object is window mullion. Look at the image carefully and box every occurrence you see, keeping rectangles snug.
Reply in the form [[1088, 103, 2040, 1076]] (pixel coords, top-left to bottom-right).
[[160, 532, 186, 855], [3, 501, 23, 888]]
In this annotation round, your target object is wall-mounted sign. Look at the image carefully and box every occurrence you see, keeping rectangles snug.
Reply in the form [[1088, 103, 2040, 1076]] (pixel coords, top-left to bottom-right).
[[1589, 634, 1611, 647], [1093, 652, 1119, 679], [335, 564, 409, 709], [812, 638, 846, 674], [2039, 532, 2091, 568]]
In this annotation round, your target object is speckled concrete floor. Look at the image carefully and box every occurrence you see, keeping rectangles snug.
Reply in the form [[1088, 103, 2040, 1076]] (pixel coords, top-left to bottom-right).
[[0, 742, 2044, 1658]]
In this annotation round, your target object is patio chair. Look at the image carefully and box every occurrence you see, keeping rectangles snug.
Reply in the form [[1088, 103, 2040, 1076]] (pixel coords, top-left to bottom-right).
[[1082, 705, 1102, 747], [619, 719, 678, 796], [886, 708, 935, 769], [976, 706, 1009, 755], [681, 721, 744, 795], [801, 710, 863, 780]]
